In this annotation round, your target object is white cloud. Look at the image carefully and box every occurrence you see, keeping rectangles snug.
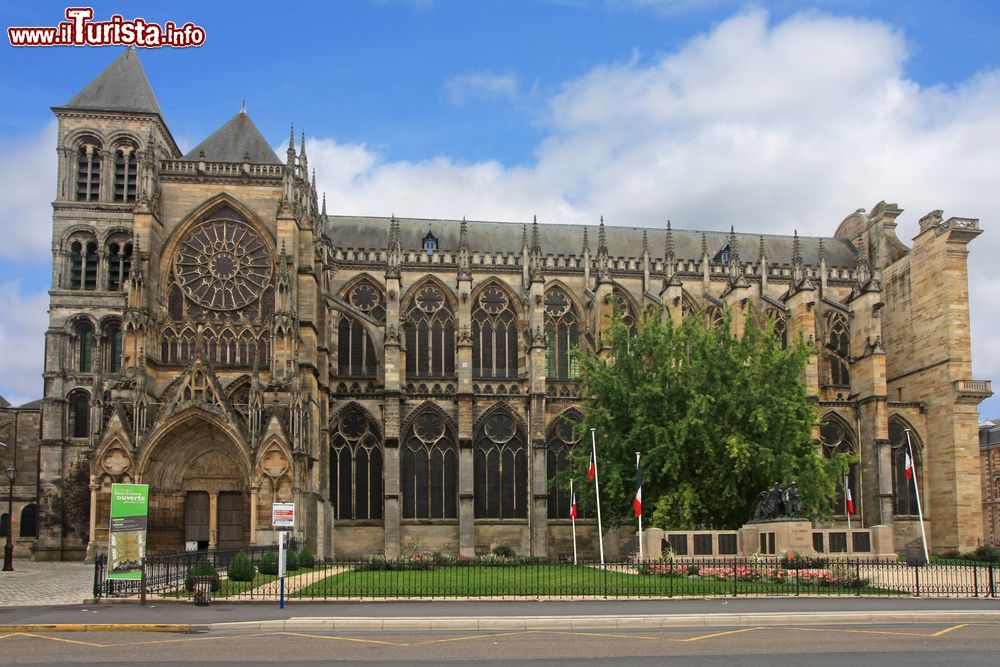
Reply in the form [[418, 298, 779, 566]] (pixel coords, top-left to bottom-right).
[[308, 9, 1000, 415], [0, 281, 48, 406], [443, 71, 520, 107], [0, 121, 56, 260]]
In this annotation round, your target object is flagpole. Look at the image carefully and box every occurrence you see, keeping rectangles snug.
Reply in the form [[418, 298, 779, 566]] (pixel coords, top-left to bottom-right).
[[845, 474, 851, 532], [591, 428, 605, 565], [570, 478, 578, 565], [636, 452, 643, 562], [905, 429, 930, 564]]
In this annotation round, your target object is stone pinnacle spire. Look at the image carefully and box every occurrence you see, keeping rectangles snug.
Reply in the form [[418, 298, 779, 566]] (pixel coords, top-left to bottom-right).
[[531, 215, 541, 253], [286, 125, 296, 165]]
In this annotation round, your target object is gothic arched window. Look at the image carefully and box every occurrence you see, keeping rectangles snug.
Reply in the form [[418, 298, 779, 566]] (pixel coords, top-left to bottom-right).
[[547, 411, 587, 519], [68, 390, 90, 438], [544, 287, 580, 380], [113, 145, 137, 203], [75, 321, 94, 373], [338, 279, 384, 377], [19, 504, 37, 538], [330, 406, 383, 520], [474, 407, 528, 519], [828, 313, 850, 386], [107, 239, 133, 291], [69, 237, 99, 290], [472, 285, 518, 379], [818, 415, 858, 516], [764, 308, 788, 349], [890, 419, 922, 516], [75, 140, 101, 202], [401, 406, 457, 519], [404, 283, 455, 378], [104, 321, 123, 373], [610, 288, 638, 335]]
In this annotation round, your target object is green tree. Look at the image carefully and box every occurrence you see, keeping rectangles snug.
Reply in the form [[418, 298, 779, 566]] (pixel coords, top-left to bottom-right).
[[568, 305, 850, 530]]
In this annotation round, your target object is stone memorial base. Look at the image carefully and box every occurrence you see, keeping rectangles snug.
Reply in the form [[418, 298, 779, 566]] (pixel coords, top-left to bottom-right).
[[739, 520, 814, 556]]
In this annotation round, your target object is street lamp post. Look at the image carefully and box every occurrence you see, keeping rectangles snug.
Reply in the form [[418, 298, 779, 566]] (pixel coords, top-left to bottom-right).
[[3, 465, 13, 571]]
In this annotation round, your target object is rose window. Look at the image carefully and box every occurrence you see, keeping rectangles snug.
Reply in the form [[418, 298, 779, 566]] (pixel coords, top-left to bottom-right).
[[174, 220, 272, 311]]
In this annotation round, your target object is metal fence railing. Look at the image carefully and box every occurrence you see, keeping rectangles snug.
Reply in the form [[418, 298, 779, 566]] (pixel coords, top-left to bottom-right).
[[92, 552, 1000, 601]]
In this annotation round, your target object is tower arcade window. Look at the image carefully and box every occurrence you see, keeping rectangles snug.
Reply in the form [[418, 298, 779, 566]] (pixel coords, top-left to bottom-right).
[[68, 237, 99, 290], [104, 321, 123, 373], [76, 141, 102, 202], [107, 239, 133, 290], [75, 321, 94, 373], [114, 145, 138, 203], [68, 390, 90, 438]]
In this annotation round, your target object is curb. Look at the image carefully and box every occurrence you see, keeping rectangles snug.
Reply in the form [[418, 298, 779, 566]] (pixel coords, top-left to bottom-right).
[[209, 610, 1000, 632], [0, 624, 193, 633]]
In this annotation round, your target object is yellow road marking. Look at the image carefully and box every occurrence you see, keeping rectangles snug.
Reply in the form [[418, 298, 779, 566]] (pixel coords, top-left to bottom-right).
[[411, 631, 527, 646], [277, 631, 400, 646], [12, 632, 106, 647], [110, 631, 274, 647], [781, 626, 962, 638], [681, 627, 761, 642], [530, 630, 660, 641], [930, 624, 968, 637]]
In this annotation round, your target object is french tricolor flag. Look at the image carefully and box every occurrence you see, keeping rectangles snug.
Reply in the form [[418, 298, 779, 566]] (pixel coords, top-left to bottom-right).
[[570, 489, 578, 520], [588, 448, 596, 483], [845, 484, 854, 516], [634, 456, 643, 518], [904, 445, 914, 481]]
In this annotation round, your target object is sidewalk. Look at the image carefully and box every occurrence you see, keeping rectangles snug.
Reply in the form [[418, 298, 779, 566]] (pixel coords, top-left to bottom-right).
[[0, 559, 93, 606]]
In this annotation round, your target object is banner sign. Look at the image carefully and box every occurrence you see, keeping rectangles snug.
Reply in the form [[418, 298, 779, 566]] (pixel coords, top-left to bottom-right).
[[107, 483, 149, 580], [272, 502, 295, 528]]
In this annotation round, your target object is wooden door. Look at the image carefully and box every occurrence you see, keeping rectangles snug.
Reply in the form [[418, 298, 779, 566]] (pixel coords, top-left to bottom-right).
[[217, 491, 244, 549], [184, 492, 209, 548]]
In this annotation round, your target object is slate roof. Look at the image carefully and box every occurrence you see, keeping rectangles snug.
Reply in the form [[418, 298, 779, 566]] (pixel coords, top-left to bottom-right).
[[182, 110, 282, 164], [0, 395, 9, 409], [63, 48, 163, 115], [327, 215, 858, 268]]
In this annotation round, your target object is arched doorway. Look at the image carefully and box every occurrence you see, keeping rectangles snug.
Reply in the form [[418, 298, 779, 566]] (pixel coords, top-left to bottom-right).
[[139, 410, 252, 554]]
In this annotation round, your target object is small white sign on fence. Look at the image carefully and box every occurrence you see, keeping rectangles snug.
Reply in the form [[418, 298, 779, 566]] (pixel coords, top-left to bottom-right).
[[272, 502, 295, 528]]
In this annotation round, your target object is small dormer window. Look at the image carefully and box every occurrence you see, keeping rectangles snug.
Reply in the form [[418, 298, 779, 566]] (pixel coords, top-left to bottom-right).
[[714, 243, 731, 264], [422, 230, 438, 254]]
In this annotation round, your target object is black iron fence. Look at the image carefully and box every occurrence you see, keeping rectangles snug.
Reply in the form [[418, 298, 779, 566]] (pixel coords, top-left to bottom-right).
[[92, 552, 1000, 601]]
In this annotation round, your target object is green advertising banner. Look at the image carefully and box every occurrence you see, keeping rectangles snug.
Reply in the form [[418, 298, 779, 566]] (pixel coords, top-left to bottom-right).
[[107, 483, 149, 580]]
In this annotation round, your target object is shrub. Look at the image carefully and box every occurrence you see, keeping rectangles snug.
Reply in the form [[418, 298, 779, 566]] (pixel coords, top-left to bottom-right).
[[780, 551, 826, 569], [686, 564, 700, 576], [298, 547, 315, 568], [492, 544, 517, 559], [259, 552, 279, 575], [974, 545, 1000, 563], [184, 557, 221, 592], [285, 548, 299, 572], [226, 551, 256, 582]]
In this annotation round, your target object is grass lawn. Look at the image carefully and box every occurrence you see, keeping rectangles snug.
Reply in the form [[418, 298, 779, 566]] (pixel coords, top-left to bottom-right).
[[292, 564, 877, 598]]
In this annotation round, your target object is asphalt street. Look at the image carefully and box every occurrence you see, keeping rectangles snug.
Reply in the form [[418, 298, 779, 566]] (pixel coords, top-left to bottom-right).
[[2, 623, 999, 665]]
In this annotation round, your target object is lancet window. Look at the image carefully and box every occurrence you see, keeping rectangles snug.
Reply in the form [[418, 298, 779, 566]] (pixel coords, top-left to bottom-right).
[[818, 415, 858, 516], [827, 313, 850, 386], [890, 419, 922, 516], [474, 407, 527, 519], [472, 285, 518, 379], [544, 287, 580, 380], [75, 140, 101, 202], [338, 279, 384, 377], [330, 406, 383, 520], [546, 411, 588, 519], [113, 144, 138, 203], [401, 406, 457, 519], [404, 283, 455, 378]]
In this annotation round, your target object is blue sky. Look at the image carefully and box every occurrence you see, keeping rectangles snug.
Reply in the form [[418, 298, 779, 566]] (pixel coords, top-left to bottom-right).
[[1, 0, 999, 418]]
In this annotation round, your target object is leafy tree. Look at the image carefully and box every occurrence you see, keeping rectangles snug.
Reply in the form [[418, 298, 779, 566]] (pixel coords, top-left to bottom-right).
[[568, 305, 850, 530], [54, 456, 91, 541]]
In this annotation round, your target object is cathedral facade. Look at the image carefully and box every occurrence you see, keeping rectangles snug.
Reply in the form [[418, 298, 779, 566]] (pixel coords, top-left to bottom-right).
[[32, 50, 992, 561]]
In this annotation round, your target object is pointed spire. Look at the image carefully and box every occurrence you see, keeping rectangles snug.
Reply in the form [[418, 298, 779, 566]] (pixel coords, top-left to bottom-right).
[[529, 216, 543, 283], [596, 215, 610, 282], [387, 215, 401, 279], [521, 224, 529, 252], [664, 221, 674, 262], [792, 229, 802, 267], [458, 216, 471, 281], [759, 235, 766, 261], [322, 192, 327, 217], [287, 124, 296, 164], [642, 229, 649, 256], [701, 231, 708, 257], [818, 237, 826, 264], [299, 130, 308, 176], [531, 215, 541, 253], [727, 225, 740, 265], [240, 98, 246, 114], [582, 227, 590, 254], [63, 48, 163, 115], [663, 221, 679, 288]]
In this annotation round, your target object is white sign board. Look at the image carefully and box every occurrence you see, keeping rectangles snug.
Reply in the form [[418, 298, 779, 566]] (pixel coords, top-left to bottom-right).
[[272, 502, 295, 528]]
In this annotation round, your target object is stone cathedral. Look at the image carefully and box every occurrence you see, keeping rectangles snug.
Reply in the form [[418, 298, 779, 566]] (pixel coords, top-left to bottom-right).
[[32, 49, 991, 561]]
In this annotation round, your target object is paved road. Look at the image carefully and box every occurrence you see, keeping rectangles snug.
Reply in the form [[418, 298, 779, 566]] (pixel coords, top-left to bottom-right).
[[0, 560, 93, 606], [1, 622, 999, 665]]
